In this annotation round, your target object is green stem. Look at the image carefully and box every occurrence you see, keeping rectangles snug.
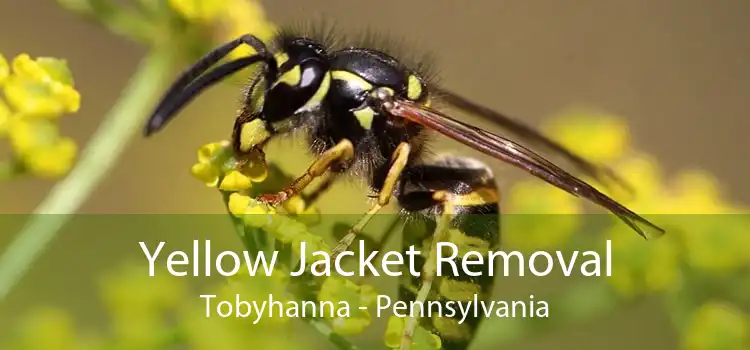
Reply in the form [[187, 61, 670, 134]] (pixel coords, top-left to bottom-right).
[[0, 49, 174, 302]]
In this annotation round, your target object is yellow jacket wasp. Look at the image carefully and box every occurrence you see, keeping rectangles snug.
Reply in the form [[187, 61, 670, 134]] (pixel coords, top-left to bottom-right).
[[144, 24, 664, 350]]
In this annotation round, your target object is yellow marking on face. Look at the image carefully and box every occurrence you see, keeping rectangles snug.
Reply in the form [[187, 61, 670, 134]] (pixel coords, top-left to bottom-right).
[[438, 280, 482, 301], [239, 119, 271, 152], [424, 97, 432, 107], [331, 70, 373, 90], [407, 75, 423, 100], [274, 52, 290, 67], [354, 107, 376, 129], [274, 65, 301, 88], [300, 72, 330, 110]]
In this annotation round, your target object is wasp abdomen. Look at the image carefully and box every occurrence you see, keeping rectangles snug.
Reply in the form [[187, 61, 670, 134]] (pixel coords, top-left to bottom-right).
[[398, 156, 500, 350]]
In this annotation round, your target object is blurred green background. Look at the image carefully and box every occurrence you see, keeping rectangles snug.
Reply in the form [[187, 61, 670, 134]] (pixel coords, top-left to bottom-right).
[[0, 0, 748, 349]]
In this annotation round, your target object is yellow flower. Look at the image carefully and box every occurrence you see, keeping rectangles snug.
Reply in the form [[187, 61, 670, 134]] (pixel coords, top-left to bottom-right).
[[679, 212, 750, 273], [543, 108, 631, 163], [23, 136, 77, 178], [190, 140, 268, 190], [13, 308, 80, 350], [0, 98, 12, 135], [167, 0, 277, 60], [7, 118, 78, 178], [609, 154, 663, 207], [219, 0, 277, 60], [220, 273, 292, 326], [197, 141, 227, 163], [0, 53, 80, 180], [318, 277, 378, 335], [384, 316, 442, 350], [227, 192, 278, 229], [168, 0, 227, 23], [683, 301, 749, 350], [244, 206, 277, 228], [219, 169, 253, 191], [191, 162, 220, 186], [282, 195, 307, 215], [280, 194, 321, 224], [191, 141, 228, 186], [99, 264, 187, 348], [274, 217, 311, 244], [0, 53, 8, 85], [12, 54, 74, 85], [294, 206, 322, 226], [7, 117, 53, 155], [4, 54, 80, 118], [504, 180, 583, 250], [612, 155, 748, 272], [228, 192, 253, 216], [180, 272, 296, 348], [670, 171, 749, 274], [606, 224, 682, 297], [667, 170, 732, 214], [100, 264, 187, 319]]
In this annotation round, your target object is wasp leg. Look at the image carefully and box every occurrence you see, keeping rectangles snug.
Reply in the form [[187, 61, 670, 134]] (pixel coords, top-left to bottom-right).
[[329, 142, 411, 260], [396, 156, 501, 350], [301, 171, 340, 208], [257, 139, 354, 206]]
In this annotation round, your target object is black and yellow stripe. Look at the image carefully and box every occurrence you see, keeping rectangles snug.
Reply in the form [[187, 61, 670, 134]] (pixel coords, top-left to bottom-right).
[[397, 157, 500, 350]]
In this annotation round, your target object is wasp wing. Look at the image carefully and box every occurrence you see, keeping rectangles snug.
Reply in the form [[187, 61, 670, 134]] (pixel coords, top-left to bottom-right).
[[384, 98, 665, 239], [434, 87, 633, 194]]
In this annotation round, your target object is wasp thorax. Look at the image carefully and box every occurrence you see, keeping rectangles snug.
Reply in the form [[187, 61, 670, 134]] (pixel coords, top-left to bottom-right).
[[262, 38, 331, 123]]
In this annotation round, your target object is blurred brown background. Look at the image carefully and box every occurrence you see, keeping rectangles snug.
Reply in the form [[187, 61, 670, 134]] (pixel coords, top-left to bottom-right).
[[0, 0, 748, 349]]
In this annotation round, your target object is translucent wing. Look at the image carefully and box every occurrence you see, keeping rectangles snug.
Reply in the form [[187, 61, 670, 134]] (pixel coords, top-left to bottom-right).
[[383, 97, 664, 239], [435, 87, 634, 194]]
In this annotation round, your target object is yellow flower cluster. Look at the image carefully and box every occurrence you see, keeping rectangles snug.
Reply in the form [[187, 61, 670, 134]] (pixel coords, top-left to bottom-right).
[[384, 316, 442, 350], [604, 154, 749, 297], [543, 108, 630, 164], [100, 264, 187, 348], [507, 108, 749, 349], [505, 109, 749, 290], [0, 53, 80, 179], [317, 277, 379, 335], [190, 138, 387, 339], [684, 301, 749, 350], [5, 260, 308, 349], [504, 180, 584, 251], [168, 0, 277, 59], [190, 140, 268, 190], [188, 133, 445, 347]]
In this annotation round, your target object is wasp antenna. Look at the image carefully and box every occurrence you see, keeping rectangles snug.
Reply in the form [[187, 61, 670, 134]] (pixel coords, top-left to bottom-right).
[[144, 34, 275, 136], [145, 56, 270, 136]]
